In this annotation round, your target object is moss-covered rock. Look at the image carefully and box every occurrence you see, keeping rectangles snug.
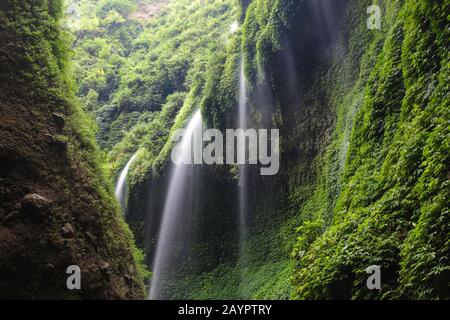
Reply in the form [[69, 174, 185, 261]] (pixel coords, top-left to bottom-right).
[[0, 0, 146, 299]]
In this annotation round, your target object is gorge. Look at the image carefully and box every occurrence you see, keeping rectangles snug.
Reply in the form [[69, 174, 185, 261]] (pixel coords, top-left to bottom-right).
[[0, 0, 448, 300]]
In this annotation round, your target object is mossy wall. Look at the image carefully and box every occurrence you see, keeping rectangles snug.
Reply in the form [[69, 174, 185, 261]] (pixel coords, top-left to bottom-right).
[[291, 0, 449, 300], [171, 0, 449, 299], [65, 0, 448, 300]]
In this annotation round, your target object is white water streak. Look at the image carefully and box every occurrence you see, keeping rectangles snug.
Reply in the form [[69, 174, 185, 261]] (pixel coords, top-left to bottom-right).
[[238, 59, 248, 287], [149, 110, 202, 299], [114, 154, 137, 211]]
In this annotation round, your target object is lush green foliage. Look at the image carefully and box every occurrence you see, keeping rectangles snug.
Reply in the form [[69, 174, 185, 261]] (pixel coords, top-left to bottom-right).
[[291, 0, 449, 299], [71, 0, 238, 149], [68, 0, 448, 300], [241, 0, 299, 84], [192, 0, 449, 299]]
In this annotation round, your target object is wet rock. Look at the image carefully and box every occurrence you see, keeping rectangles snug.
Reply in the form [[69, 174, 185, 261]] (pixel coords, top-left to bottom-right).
[[61, 223, 75, 238], [21, 193, 52, 217]]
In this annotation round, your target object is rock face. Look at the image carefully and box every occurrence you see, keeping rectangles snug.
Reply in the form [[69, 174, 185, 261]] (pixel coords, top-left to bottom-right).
[[43, 134, 68, 152], [21, 193, 52, 217], [0, 1, 145, 299], [52, 112, 65, 129], [61, 223, 75, 238]]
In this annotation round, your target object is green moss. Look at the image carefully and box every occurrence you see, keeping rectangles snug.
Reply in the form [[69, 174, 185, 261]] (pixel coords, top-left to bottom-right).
[[63, 0, 448, 300], [292, 0, 449, 299], [241, 0, 299, 84]]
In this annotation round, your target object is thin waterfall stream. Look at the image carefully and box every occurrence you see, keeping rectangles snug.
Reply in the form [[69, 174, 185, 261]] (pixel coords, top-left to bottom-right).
[[149, 110, 203, 299], [238, 58, 248, 290], [114, 153, 137, 212]]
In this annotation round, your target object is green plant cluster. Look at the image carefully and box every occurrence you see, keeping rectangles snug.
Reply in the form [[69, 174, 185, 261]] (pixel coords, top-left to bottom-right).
[[241, 0, 299, 84]]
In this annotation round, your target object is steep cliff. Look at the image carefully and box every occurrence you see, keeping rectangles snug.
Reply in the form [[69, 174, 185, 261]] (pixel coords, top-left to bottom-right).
[[0, 0, 146, 299], [155, 0, 449, 299]]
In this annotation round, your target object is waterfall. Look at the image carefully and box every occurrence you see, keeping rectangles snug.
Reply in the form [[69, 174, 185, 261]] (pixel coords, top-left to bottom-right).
[[238, 59, 248, 277], [114, 154, 137, 211], [149, 110, 202, 299], [238, 59, 248, 142]]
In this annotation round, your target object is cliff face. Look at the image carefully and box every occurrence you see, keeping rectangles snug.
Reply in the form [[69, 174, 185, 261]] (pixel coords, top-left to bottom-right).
[[229, 0, 448, 299], [4, 0, 446, 300], [288, 0, 449, 299], [143, 0, 448, 299], [0, 0, 145, 299]]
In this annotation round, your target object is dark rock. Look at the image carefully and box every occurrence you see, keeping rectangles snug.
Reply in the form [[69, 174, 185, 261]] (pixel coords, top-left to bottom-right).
[[45, 263, 55, 271], [100, 261, 110, 271], [85, 231, 97, 242], [21, 193, 52, 216], [2, 210, 20, 223], [61, 223, 75, 238], [0, 207, 5, 220], [9, 185, 20, 194], [44, 133, 67, 152], [52, 112, 65, 128]]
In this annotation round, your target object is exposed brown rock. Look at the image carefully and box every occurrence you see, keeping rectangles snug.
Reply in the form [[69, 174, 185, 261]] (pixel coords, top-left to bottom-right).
[[21, 193, 52, 217], [61, 223, 75, 238], [2, 210, 19, 224]]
